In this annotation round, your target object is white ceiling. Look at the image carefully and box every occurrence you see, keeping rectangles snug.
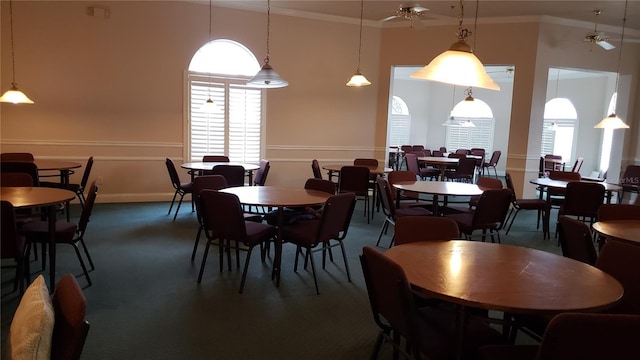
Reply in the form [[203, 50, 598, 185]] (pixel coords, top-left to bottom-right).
[[213, 1, 640, 34]]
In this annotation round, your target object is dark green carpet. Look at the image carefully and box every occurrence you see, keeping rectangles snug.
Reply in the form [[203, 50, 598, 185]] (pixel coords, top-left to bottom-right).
[[2, 195, 559, 359]]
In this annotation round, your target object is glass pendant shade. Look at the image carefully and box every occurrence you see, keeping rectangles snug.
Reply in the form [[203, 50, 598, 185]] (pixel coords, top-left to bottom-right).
[[200, 97, 221, 113], [247, 62, 288, 88], [460, 119, 476, 127], [346, 70, 371, 87], [450, 95, 492, 119], [0, 83, 34, 104], [442, 115, 458, 126], [594, 113, 630, 129], [411, 40, 500, 91]]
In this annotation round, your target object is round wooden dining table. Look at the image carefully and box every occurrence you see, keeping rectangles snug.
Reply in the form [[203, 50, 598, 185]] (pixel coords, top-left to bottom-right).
[[181, 162, 260, 184], [220, 186, 331, 285], [529, 177, 622, 204], [385, 240, 623, 359], [417, 156, 460, 181], [592, 220, 640, 246], [35, 159, 82, 187], [1, 186, 76, 291], [321, 164, 392, 181], [392, 180, 483, 214]]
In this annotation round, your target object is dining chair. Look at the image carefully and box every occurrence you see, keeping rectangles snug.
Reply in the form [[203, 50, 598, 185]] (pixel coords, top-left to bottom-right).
[[445, 189, 513, 243], [557, 215, 598, 265], [280, 192, 356, 294], [570, 157, 584, 173], [21, 181, 99, 287], [304, 178, 336, 195], [546, 170, 582, 208], [354, 158, 379, 216], [482, 150, 501, 178], [555, 181, 605, 237], [477, 313, 640, 360], [210, 164, 245, 187], [360, 246, 505, 360], [504, 172, 550, 239], [387, 170, 432, 209], [596, 204, 640, 247], [444, 157, 476, 183], [0, 161, 40, 186], [197, 190, 277, 293], [338, 165, 371, 223], [544, 154, 564, 172], [405, 153, 438, 180], [311, 159, 323, 179], [41, 156, 94, 207], [200, 155, 230, 175], [252, 159, 270, 187], [375, 177, 431, 248], [470, 148, 486, 177], [165, 158, 193, 221], [1, 201, 29, 294], [596, 240, 640, 315], [0, 172, 34, 187], [51, 273, 91, 360], [0, 152, 34, 162], [618, 164, 640, 203], [393, 216, 459, 245], [190, 175, 229, 262], [468, 176, 503, 209], [455, 148, 470, 155]]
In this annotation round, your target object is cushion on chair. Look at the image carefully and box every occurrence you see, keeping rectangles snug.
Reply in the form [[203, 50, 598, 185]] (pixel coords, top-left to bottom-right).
[[280, 219, 321, 247], [8, 275, 55, 360], [19, 220, 77, 242]]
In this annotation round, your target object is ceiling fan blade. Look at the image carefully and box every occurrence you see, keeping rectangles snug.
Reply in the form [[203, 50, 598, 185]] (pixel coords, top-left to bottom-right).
[[413, 6, 429, 13], [597, 40, 616, 50], [381, 14, 399, 22]]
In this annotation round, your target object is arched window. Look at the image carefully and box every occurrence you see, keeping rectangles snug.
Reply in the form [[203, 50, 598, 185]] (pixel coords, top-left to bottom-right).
[[187, 39, 262, 162], [599, 93, 616, 173], [388, 96, 411, 146], [446, 98, 495, 154], [541, 97, 578, 164]]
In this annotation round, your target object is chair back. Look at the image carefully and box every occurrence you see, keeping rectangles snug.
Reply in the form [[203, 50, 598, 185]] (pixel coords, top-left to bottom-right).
[[0, 161, 39, 186], [448, 153, 466, 159], [432, 150, 444, 157], [199, 190, 248, 243], [210, 165, 245, 187], [544, 154, 563, 172], [487, 150, 501, 166], [455, 149, 470, 155], [253, 159, 270, 186], [561, 182, 605, 218], [0, 172, 34, 187], [1, 201, 23, 261], [315, 192, 356, 244], [570, 157, 584, 173], [77, 181, 99, 236], [51, 274, 90, 360], [620, 165, 640, 186], [388, 171, 419, 202], [311, 159, 323, 179], [193, 175, 228, 222], [404, 153, 421, 176], [472, 189, 513, 229], [0, 152, 34, 162], [476, 177, 502, 190], [421, 149, 432, 157], [79, 156, 94, 189], [548, 171, 581, 181], [452, 158, 477, 182], [439, 146, 447, 153], [411, 145, 424, 152], [165, 158, 182, 190], [394, 216, 459, 245], [400, 145, 413, 154], [360, 246, 418, 347], [338, 166, 370, 196], [202, 155, 229, 162], [558, 216, 597, 265], [596, 240, 640, 315], [376, 177, 397, 219], [598, 204, 640, 221], [354, 158, 378, 167], [304, 178, 336, 194], [535, 313, 640, 360], [470, 148, 485, 166]]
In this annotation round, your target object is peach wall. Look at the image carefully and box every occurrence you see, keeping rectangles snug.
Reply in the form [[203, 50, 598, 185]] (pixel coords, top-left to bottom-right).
[[1, 2, 639, 202]]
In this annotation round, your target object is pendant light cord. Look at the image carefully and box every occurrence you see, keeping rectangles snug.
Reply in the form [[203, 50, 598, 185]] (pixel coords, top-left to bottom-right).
[[9, 0, 17, 84], [356, 0, 364, 70], [265, 0, 271, 64], [472, 0, 479, 51], [614, 0, 628, 97]]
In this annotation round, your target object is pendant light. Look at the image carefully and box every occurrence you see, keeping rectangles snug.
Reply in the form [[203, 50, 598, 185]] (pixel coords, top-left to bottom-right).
[[449, 87, 482, 124], [545, 69, 562, 131], [200, 0, 221, 113], [594, 0, 630, 129], [410, 0, 499, 91], [247, 0, 288, 88], [443, 86, 459, 126], [0, 0, 34, 104], [346, 0, 371, 87]]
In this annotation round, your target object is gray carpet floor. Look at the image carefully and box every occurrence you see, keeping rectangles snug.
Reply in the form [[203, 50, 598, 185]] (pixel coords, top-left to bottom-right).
[[1, 192, 561, 359]]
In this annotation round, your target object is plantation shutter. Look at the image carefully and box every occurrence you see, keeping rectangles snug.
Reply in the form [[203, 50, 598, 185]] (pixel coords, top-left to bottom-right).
[[229, 85, 262, 163], [445, 119, 494, 153], [540, 120, 556, 157], [389, 114, 410, 146]]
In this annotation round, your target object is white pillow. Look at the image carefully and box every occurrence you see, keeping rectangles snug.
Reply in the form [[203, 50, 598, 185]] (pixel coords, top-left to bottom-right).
[[8, 275, 55, 360]]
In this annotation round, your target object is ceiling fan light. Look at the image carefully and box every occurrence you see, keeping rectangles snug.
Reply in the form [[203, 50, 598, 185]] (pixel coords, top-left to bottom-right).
[[410, 40, 500, 91], [346, 69, 371, 87], [0, 83, 34, 104], [594, 113, 630, 129], [247, 62, 289, 88]]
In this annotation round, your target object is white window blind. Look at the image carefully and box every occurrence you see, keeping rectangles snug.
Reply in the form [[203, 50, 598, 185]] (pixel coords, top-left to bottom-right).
[[389, 114, 410, 146], [189, 75, 262, 163], [445, 119, 494, 154], [540, 119, 576, 164]]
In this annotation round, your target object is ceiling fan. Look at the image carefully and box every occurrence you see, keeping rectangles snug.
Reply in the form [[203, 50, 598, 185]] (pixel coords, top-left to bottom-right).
[[584, 9, 615, 51], [380, 4, 429, 28]]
